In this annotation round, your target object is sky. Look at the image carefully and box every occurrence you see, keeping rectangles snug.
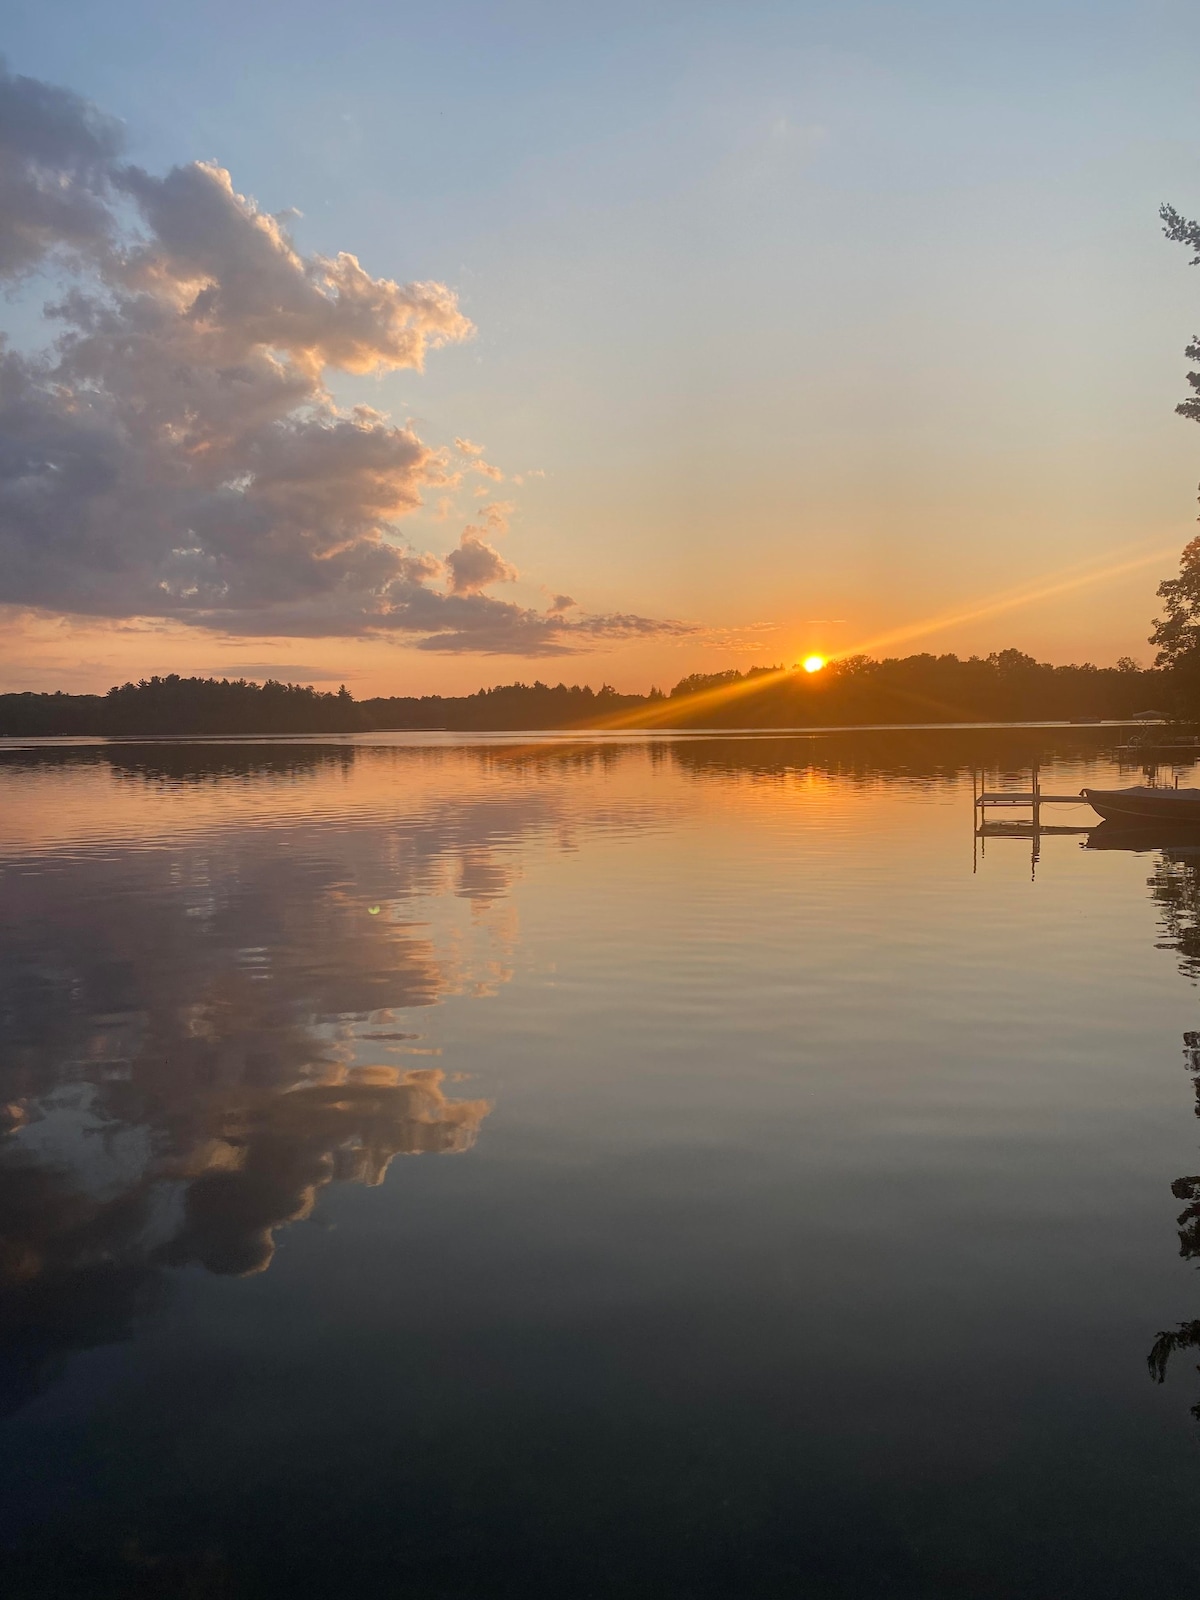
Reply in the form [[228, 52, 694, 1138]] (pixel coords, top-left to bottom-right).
[[3, 0, 1200, 696]]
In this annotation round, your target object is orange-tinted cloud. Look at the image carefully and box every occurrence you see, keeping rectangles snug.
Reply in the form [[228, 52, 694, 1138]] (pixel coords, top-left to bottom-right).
[[445, 530, 519, 595]]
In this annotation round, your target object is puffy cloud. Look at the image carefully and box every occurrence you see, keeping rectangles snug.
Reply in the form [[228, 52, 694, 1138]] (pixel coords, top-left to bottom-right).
[[549, 593, 577, 612], [445, 529, 518, 595], [0, 60, 123, 276], [116, 160, 472, 375], [0, 68, 691, 655]]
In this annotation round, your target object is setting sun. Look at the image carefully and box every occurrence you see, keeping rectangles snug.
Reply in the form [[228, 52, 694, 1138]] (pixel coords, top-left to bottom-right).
[[802, 655, 827, 674]]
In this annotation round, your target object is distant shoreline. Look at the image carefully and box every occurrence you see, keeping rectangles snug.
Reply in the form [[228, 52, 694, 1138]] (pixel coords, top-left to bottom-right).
[[0, 654, 1176, 739]]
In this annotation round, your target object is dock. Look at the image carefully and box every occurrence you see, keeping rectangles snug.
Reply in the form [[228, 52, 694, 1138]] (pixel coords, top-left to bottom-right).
[[973, 765, 1090, 827], [973, 765, 1093, 875]]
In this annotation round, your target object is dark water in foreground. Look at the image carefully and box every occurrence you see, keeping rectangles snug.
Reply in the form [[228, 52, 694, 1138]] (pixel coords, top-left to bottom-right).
[[2, 732, 1199, 1597]]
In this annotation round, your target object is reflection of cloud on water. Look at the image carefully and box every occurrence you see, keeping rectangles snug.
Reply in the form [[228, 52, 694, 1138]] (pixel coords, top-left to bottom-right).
[[0, 767, 560, 1413], [0, 741, 677, 1412], [161, 1066, 490, 1277], [0, 1064, 489, 1412], [0, 1155, 164, 1415]]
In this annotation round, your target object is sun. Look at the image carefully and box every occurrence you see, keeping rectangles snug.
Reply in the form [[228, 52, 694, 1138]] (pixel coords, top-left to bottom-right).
[[801, 655, 827, 674]]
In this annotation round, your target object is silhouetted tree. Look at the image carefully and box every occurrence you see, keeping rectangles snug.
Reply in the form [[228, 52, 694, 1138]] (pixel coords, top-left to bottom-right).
[[0, 657, 1171, 738], [1149, 206, 1200, 705], [1150, 538, 1200, 672], [1148, 1319, 1200, 1419]]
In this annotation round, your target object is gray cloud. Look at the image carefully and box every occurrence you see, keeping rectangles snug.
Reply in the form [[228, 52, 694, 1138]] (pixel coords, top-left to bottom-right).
[[0, 59, 123, 276], [445, 528, 518, 595], [416, 608, 695, 656], [0, 68, 692, 655]]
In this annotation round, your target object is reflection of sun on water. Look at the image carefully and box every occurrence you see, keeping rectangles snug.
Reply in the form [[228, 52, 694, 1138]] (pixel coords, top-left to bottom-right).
[[802, 655, 827, 674]]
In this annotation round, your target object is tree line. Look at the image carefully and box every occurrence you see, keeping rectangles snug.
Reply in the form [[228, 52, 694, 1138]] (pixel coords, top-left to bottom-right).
[[0, 652, 1172, 737]]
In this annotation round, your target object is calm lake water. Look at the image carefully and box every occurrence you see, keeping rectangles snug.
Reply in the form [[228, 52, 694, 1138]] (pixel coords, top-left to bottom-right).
[[2, 731, 1200, 1597]]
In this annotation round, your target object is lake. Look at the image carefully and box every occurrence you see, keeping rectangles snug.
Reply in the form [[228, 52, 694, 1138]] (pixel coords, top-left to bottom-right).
[[1, 731, 1198, 1597]]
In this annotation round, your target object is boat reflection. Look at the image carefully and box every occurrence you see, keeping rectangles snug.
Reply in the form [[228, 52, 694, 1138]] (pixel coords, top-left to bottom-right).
[[1084, 819, 1200, 853]]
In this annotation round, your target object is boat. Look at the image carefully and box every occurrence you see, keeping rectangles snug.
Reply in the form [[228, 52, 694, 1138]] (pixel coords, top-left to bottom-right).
[[1080, 785, 1200, 824]]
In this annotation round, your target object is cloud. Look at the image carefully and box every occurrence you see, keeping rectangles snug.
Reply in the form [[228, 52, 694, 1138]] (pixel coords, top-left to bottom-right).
[[696, 622, 782, 652], [0, 59, 124, 276], [416, 608, 694, 656], [476, 500, 514, 533], [453, 436, 485, 456], [444, 529, 518, 595], [164, 1069, 490, 1276], [116, 159, 473, 375], [0, 68, 690, 656], [549, 594, 576, 612]]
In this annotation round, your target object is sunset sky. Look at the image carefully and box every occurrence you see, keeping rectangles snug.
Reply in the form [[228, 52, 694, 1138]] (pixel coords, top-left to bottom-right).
[[3, 0, 1200, 695]]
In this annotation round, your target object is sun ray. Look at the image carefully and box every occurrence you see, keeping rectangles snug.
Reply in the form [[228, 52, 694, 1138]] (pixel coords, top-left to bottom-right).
[[831, 541, 1176, 663], [592, 539, 1175, 732]]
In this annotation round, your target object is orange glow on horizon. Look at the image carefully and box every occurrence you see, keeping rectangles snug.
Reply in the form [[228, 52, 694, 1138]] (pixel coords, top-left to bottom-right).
[[590, 539, 1176, 730]]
